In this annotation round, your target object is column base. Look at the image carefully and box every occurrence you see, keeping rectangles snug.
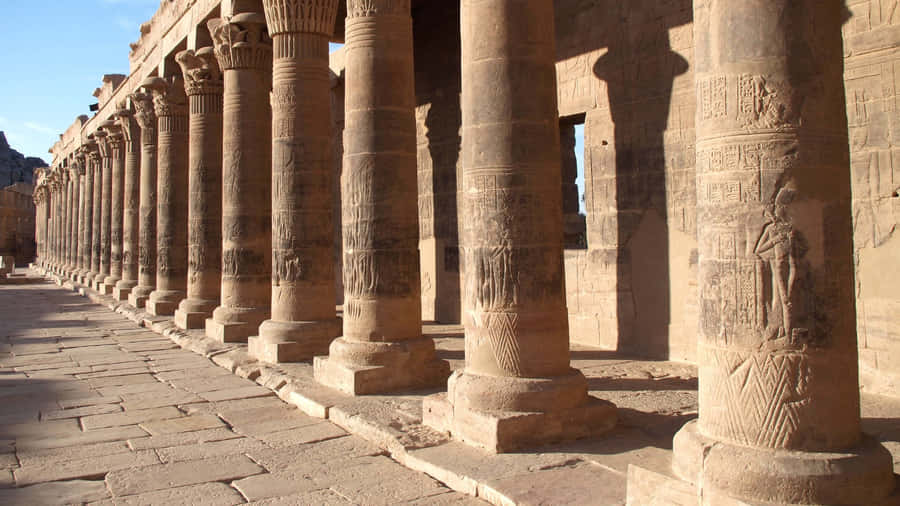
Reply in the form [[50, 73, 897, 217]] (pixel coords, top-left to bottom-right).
[[671, 420, 896, 505], [113, 280, 137, 301], [205, 319, 254, 343], [102, 276, 121, 296], [146, 290, 184, 316], [128, 285, 153, 308], [174, 298, 217, 330], [248, 318, 341, 364], [313, 336, 450, 395], [206, 306, 269, 343], [422, 369, 617, 453]]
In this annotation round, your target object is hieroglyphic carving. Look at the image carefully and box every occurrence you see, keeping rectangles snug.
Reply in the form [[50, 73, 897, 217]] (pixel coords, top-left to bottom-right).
[[699, 75, 727, 119], [737, 74, 801, 130]]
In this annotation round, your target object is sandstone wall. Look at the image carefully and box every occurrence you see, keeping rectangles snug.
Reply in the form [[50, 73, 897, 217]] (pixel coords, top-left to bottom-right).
[[549, 0, 900, 394], [0, 185, 35, 266]]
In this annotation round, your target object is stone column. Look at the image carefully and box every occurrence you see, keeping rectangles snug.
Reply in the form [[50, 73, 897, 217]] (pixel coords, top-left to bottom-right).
[[113, 108, 141, 301], [145, 77, 189, 316], [94, 130, 112, 292], [314, 0, 449, 394], [78, 148, 94, 285], [422, 0, 616, 452], [68, 166, 81, 280], [128, 90, 158, 309], [668, 1, 897, 504], [73, 153, 86, 281], [174, 47, 224, 330], [87, 145, 103, 287], [206, 13, 273, 343], [48, 181, 57, 271], [248, 0, 341, 363], [62, 170, 75, 276], [102, 120, 125, 295]]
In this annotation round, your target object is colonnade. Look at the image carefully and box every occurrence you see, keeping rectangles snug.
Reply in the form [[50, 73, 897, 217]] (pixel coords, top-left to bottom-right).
[[31, 1, 895, 503]]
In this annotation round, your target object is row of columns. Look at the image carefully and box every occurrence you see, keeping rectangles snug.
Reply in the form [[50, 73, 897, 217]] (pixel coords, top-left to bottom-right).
[[32, 1, 894, 503]]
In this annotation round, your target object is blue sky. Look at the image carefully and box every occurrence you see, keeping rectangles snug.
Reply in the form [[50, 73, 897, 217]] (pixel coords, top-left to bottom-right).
[[0, 0, 163, 161]]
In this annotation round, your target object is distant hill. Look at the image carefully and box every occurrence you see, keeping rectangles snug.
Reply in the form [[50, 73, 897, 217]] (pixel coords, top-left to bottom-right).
[[0, 131, 45, 186]]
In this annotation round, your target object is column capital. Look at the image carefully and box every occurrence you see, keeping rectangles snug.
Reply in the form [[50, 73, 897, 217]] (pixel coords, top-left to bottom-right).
[[175, 47, 224, 96], [142, 76, 188, 118], [73, 149, 87, 176], [209, 13, 273, 71], [99, 119, 125, 153], [262, 0, 339, 37], [128, 91, 157, 130], [346, 0, 409, 18], [114, 108, 140, 146]]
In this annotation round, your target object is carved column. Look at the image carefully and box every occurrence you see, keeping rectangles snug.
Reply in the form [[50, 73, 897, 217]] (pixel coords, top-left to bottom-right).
[[69, 164, 84, 281], [47, 179, 57, 271], [63, 169, 75, 276], [87, 144, 103, 286], [113, 107, 141, 301], [78, 146, 95, 285], [248, 0, 341, 363], [314, 0, 448, 394], [422, 0, 616, 452], [174, 47, 224, 330], [128, 90, 158, 308], [668, 2, 896, 504], [145, 77, 189, 316], [55, 179, 63, 273], [73, 153, 86, 281], [93, 130, 112, 291], [206, 13, 273, 342], [102, 120, 125, 295]]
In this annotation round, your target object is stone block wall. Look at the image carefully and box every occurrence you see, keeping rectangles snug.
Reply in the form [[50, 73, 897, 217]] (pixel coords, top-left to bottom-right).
[[844, 0, 900, 395], [0, 185, 35, 266]]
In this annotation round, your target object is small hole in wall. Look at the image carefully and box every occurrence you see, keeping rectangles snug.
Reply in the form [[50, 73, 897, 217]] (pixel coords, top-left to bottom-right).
[[892, 189, 899, 198], [601, 140, 609, 146]]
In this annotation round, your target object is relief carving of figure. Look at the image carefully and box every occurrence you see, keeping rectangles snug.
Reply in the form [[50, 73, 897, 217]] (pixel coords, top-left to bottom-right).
[[754, 187, 809, 345]]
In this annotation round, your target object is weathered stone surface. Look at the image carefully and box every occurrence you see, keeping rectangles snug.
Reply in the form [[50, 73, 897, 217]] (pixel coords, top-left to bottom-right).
[[206, 10, 273, 343], [139, 414, 224, 435], [127, 427, 241, 451], [14, 448, 159, 485], [156, 436, 268, 463], [41, 403, 121, 420], [90, 482, 244, 506], [106, 454, 264, 496], [0, 479, 110, 504]]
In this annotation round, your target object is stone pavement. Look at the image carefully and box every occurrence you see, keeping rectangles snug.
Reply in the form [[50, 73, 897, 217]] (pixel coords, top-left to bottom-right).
[[5, 270, 900, 505], [0, 274, 484, 505]]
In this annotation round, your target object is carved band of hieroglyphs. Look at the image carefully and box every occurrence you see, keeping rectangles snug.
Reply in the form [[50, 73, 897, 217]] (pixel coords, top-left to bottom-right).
[[696, 73, 802, 131], [343, 249, 418, 297]]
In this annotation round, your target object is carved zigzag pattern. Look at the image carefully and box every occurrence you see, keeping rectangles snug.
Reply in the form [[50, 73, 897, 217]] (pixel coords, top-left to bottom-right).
[[485, 312, 522, 376], [707, 350, 810, 449]]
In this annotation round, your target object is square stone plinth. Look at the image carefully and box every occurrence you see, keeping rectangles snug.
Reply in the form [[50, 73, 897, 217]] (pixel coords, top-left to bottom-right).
[[128, 292, 148, 309], [422, 393, 616, 454], [313, 355, 450, 395], [205, 319, 253, 343], [100, 283, 116, 296], [92, 280, 104, 292], [113, 287, 132, 301], [248, 336, 333, 364], [174, 310, 208, 330], [626, 465, 698, 506], [146, 300, 177, 316]]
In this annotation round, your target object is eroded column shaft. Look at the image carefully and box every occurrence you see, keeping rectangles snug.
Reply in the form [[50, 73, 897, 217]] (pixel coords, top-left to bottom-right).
[[175, 48, 224, 329], [147, 77, 189, 316], [313, 0, 448, 394], [96, 132, 113, 290], [115, 109, 141, 299], [671, 1, 895, 503], [104, 126, 125, 292], [207, 13, 273, 343], [80, 153, 94, 282], [128, 91, 158, 308], [251, 0, 341, 362]]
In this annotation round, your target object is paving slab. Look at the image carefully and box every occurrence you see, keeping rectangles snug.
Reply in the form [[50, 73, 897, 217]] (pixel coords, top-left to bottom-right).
[[81, 406, 182, 430], [14, 449, 160, 485], [0, 479, 110, 504], [106, 454, 265, 496], [89, 482, 245, 506], [139, 414, 225, 435], [127, 427, 243, 450]]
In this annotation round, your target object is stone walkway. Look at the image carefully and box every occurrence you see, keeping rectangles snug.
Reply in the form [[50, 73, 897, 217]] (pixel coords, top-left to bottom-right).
[[4, 271, 900, 505], [0, 277, 483, 505]]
